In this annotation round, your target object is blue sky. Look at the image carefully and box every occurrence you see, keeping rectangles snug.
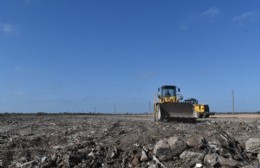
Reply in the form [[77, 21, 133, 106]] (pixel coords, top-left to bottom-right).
[[0, 0, 260, 113]]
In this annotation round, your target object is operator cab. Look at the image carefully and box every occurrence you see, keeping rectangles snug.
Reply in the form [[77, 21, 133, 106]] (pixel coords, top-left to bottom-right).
[[184, 98, 198, 104], [158, 85, 181, 99]]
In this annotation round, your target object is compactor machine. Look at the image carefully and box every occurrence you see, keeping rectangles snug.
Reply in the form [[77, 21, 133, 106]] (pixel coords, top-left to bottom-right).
[[184, 98, 210, 118]]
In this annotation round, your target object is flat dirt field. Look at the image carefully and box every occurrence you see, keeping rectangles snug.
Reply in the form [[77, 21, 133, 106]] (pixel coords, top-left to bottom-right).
[[212, 114, 260, 119], [0, 114, 260, 168]]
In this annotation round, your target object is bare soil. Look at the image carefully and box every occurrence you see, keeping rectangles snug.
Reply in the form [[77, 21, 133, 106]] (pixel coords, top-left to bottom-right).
[[212, 114, 260, 119], [0, 114, 259, 168]]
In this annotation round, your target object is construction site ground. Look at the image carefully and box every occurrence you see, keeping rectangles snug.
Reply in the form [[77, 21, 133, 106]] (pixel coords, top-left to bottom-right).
[[0, 114, 260, 168]]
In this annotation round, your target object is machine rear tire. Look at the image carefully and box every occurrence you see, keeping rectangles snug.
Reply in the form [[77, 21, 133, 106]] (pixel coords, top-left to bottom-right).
[[203, 112, 209, 118]]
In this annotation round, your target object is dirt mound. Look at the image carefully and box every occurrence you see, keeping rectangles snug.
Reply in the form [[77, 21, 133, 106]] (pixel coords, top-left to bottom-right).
[[0, 114, 259, 167]]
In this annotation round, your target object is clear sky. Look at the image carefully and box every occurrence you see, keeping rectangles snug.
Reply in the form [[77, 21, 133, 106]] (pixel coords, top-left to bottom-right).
[[0, 0, 260, 113]]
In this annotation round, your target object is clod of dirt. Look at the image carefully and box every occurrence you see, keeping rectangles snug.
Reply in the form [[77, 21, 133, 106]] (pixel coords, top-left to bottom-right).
[[204, 154, 219, 167], [186, 135, 206, 149], [110, 147, 121, 159], [153, 139, 172, 161], [245, 138, 260, 153], [208, 135, 229, 148], [153, 136, 186, 162], [131, 156, 140, 166], [179, 151, 204, 166], [140, 150, 148, 162], [218, 155, 240, 167]]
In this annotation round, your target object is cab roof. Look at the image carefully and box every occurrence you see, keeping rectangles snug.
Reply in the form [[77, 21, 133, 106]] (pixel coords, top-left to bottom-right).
[[161, 85, 176, 89]]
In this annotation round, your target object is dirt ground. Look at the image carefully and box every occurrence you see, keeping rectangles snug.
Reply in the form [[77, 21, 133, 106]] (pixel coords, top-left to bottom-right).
[[0, 114, 260, 168]]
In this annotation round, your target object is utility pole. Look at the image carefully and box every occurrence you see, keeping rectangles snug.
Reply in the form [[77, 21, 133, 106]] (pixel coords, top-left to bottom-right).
[[114, 104, 116, 114], [149, 101, 151, 113], [232, 90, 235, 114]]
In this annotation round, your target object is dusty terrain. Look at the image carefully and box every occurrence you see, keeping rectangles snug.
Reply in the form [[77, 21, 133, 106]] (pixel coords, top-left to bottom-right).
[[0, 114, 260, 168]]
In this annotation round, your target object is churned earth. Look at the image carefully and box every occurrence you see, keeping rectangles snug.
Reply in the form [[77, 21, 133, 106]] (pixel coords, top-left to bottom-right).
[[0, 114, 260, 168]]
